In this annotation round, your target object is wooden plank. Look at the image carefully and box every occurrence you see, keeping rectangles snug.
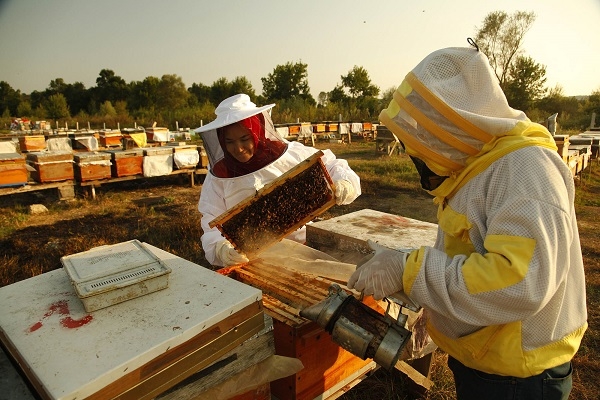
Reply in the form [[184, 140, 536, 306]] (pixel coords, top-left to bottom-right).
[[395, 360, 433, 390], [156, 314, 275, 399]]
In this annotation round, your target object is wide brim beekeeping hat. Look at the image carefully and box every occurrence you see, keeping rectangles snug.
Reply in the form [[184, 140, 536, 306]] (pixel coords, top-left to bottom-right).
[[379, 45, 529, 177], [194, 94, 275, 133]]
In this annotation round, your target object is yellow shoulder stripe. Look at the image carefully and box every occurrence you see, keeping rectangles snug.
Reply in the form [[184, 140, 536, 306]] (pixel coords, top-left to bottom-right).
[[405, 73, 495, 143], [393, 91, 480, 156]]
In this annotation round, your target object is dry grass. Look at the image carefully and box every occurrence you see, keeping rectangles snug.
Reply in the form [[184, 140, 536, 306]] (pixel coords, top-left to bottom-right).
[[0, 141, 598, 399]]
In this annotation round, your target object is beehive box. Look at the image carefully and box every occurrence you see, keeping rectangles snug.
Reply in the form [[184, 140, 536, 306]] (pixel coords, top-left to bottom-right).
[[99, 130, 123, 147], [306, 209, 438, 264], [288, 124, 301, 134], [143, 147, 173, 177], [1, 243, 264, 400], [103, 148, 144, 177], [0, 153, 27, 187], [313, 123, 326, 133], [146, 127, 170, 142], [26, 151, 74, 183], [553, 135, 570, 161], [220, 261, 380, 400], [209, 151, 336, 258], [74, 152, 112, 181], [61, 240, 172, 312], [326, 123, 339, 132], [198, 145, 209, 168], [18, 135, 46, 152], [168, 144, 199, 169]]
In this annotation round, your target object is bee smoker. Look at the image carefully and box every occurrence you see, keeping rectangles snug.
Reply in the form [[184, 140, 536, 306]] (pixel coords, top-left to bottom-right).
[[299, 284, 411, 370]]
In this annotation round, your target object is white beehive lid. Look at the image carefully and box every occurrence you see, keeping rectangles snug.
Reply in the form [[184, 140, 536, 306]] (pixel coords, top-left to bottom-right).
[[61, 239, 171, 299]]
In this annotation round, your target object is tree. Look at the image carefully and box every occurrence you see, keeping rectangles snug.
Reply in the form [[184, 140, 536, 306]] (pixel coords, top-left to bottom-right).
[[94, 69, 129, 104], [340, 66, 380, 98], [129, 76, 160, 111], [99, 100, 117, 117], [210, 77, 234, 106], [230, 76, 256, 100], [329, 66, 380, 118], [261, 61, 315, 104], [156, 74, 190, 111], [504, 55, 547, 111], [44, 93, 70, 119], [0, 81, 21, 116], [188, 82, 211, 105], [474, 11, 536, 89], [17, 100, 33, 117], [380, 87, 396, 111], [63, 82, 90, 116], [328, 85, 347, 104]]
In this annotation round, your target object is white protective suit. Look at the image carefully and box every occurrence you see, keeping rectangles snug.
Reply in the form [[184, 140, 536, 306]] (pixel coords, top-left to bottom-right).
[[377, 46, 587, 378], [199, 141, 360, 266]]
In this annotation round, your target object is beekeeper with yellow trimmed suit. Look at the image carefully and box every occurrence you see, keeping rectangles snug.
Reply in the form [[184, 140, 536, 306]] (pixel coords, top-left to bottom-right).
[[348, 41, 587, 399]]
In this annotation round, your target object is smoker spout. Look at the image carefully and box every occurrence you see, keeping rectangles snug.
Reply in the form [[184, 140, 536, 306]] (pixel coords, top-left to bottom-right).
[[300, 283, 348, 329]]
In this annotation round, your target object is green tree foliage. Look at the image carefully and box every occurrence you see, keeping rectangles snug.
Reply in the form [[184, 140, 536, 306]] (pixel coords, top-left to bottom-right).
[[63, 82, 90, 116], [475, 11, 536, 89], [17, 100, 33, 117], [157, 74, 190, 111], [230, 76, 256, 100], [188, 82, 211, 105], [261, 61, 315, 105], [340, 66, 380, 98], [329, 66, 380, 119], [99, 101, 117, 117], [380, 87, 395, 110], [44, 93, 70, 119], [210, 77, 234, 106], [504, 56, 547, 111], [129, 76, 160, 111], [94, 69, 129, 104], [0, 81, 21, 116]]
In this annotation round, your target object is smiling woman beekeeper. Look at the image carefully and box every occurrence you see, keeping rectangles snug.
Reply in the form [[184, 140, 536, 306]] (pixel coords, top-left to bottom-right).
[[196, 94, 361, 267], [348, 42, 587, 399]]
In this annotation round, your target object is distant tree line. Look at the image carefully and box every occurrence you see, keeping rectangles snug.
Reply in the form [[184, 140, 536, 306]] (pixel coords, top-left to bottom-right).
[[1, 10, 599, 133], [0, 61, 382, 132]]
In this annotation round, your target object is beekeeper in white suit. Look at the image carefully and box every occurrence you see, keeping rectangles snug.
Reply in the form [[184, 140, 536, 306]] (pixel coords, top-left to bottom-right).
[[196, 94, 361, 267], [348, 42, 587, 399]]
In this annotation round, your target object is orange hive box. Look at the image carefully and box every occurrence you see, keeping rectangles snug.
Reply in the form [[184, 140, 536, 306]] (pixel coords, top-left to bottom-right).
[[18, 135, 46, 152], [209, 151, 336, 259], [26, 151, 74, 183], [0, 153, 27, 187], [99, 130, 123, 147], [103, 149, 144, 177], [220, 261, 381, 400], [74, 152, 112, 182]]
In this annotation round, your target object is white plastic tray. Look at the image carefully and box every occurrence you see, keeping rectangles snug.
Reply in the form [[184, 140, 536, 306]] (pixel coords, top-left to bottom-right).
[[61, 240, 171, 312]]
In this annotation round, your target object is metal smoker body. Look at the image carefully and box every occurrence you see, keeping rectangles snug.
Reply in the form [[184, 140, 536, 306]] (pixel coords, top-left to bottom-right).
[[300, 284, 411, 370]]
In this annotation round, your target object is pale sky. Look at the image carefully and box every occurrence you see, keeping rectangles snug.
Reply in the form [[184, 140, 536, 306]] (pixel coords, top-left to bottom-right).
[[1, 0, 599, 100]]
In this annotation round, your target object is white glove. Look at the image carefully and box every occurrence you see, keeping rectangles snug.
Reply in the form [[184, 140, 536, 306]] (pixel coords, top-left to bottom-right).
[[334, 179, 355, 205], [347, 240, 407, 300], [216, 240, 249, 266]]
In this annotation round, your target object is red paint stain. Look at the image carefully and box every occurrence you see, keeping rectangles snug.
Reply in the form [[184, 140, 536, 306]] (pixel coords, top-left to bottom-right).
[[27, 300, 93, 333], [378, 215, 410, 226]]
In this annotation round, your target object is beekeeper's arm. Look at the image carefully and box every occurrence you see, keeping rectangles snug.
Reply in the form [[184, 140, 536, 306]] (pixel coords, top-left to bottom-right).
[[320, 149, 361, 205], [198, 173, 248, 267]]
